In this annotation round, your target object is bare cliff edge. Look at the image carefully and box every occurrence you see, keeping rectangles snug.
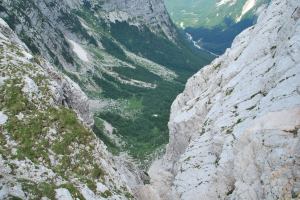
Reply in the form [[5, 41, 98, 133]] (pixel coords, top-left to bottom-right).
[[0, 18, 142, 199], [142, 0, 300, 199]]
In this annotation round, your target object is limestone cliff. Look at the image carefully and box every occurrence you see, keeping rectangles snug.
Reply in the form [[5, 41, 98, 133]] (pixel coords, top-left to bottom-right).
[[143, 0, 300, 199], [94, 0, 176, 39]]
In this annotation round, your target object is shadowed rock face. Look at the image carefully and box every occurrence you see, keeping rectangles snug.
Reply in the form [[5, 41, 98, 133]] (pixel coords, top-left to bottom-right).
[[140, 0, 300, 199]]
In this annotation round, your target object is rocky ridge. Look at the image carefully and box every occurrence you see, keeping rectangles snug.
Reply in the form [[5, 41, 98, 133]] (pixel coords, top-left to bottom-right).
[[0, 17, 142, 199], [142, 0, 300, 199]]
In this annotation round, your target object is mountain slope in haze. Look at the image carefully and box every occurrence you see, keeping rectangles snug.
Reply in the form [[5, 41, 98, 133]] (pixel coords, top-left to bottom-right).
[[165, 0, 270, 54], [165, 0, 270, 28], [139, 0, 300, 199], [0, 0, 213, 163]]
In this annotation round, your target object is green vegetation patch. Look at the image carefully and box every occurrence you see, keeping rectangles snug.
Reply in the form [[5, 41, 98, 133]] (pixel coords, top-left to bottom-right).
[[91, 72, 184, 163], [100, 35, 128, 62], [51, 107, 92, 155], [109, 21, 212, 76], [19, 180, 56, 199], [19, 179, 85, 200], [0, 78, 34, 115], [1, 76, 106, 186], [59, 183, 85, 200], [113, 64, 161, 84]]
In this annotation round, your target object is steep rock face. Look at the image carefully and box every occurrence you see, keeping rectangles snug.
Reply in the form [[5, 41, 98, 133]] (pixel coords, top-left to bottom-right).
[[146, 0, 300, 199], [0, 0, 79, 69], [48, 71, 94, 126], [0, 17, 138, 199], [100, 0, 176, 39], [0, 16, 91, 125]]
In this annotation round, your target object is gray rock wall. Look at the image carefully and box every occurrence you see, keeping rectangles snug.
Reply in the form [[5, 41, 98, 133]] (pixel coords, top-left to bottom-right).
[[144, 0, 300, 199]]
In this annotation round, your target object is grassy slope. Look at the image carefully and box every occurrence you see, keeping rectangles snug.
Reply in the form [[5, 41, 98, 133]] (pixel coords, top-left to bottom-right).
[[0, 48, 129, 198]]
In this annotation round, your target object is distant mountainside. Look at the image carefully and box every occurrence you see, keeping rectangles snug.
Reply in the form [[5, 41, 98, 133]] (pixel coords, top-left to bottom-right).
[[165, 0, 270, 28], [164, 0, 270, 54]]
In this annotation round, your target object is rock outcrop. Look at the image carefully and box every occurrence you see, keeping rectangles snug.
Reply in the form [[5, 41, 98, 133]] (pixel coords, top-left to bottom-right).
[[99, 0, 176, 39], [145, 0, 300, 199], [47, 67, 94, 126]]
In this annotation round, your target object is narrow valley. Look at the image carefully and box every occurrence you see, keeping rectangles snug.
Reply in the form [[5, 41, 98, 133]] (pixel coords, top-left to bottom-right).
[[0, 0, 299, 199]]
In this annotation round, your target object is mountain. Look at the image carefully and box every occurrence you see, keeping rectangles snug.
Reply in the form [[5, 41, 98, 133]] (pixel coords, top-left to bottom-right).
[[0, 0, 213, 164], [140, 0, 300, 199], [0, 0, 299, 199], [164, 0, 271, 54]]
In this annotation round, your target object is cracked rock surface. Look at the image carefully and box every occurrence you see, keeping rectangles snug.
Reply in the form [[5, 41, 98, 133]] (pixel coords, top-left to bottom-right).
[[142, 0, 300, 199]]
